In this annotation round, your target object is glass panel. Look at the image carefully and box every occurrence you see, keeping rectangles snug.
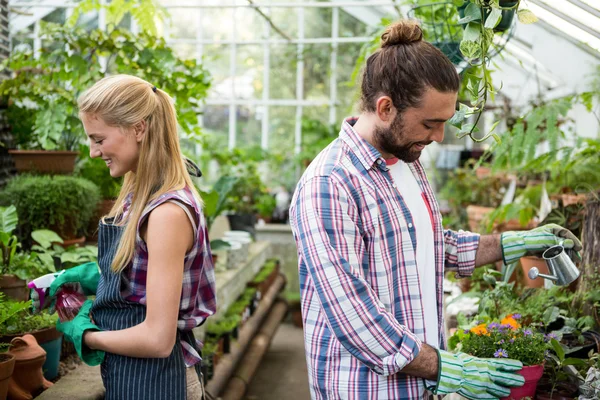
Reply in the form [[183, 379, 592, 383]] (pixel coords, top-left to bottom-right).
[[303, 106, 332, 127], [78, 12, 99, 31], [236, 105, 262, 149], [200, 9, 232, 42], [337, 43, 364, 119], [169, 9, 199, 39], [204, 44, 232, 100], [11, 37, 33, 53], [303, 44, 330, 101], [304, 7, 332, 38], [203, 105, 230, 151], [269, 44, 297, 99], [236, 45, 263, 99], [42, 8, 66, 24], [339, 8, 370, 38], [268, 106, 299, 189], [270, 7, 298, 38], [235, 8, 264, 41], [171, 43, 197, 60]]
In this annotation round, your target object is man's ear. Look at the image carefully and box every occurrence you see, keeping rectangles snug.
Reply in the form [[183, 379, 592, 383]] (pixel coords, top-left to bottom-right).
[[133, 120, 147, 142], [375, 96, 395, 123]]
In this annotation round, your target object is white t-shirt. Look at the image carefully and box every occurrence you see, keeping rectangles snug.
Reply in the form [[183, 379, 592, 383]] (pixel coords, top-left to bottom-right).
[[386, 158, 439, 348]]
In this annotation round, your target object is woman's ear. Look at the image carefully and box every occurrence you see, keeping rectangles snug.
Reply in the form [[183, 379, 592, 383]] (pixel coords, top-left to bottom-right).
[[133, 120, 147, 142]]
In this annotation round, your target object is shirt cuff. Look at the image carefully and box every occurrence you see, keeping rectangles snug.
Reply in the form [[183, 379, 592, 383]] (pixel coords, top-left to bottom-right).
[[446, 230, 480, 278], [379, 330, 423, 376]]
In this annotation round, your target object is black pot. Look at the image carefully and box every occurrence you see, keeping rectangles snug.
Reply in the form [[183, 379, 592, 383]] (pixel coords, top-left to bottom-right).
[[226, 213, 257, 239], [562, 330, 600, 358]]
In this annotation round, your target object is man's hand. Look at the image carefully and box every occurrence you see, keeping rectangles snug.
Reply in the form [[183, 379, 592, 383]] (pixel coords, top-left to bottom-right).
[[425, 349, 525, 399], [500, 224, 582, 265]]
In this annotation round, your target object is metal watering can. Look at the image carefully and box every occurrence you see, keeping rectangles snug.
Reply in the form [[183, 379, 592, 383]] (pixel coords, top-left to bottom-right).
[[527, 242, 581, 286]]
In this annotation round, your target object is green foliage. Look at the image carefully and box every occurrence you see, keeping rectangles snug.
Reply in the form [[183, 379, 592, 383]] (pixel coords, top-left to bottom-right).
[[476, 270, 520, 320], [460, 325, 548, 366], [483, 183, 542, 232], [0, 175, 101, 241], [205, 314, 241, 338], [31, 229, 98, 272], [0, 20, 210, 150], [438, 166, 506, 229], [484, 96, 576, 174], [255, 194, 277, 219], [252, 259, 278, 284], [0, 295, 59, 335], [0, 205, 19, 275], [76, 145, 122, 200], [545, 338, 588, 396], [296, 118, 338, 166], [197, 175, 239, 229]]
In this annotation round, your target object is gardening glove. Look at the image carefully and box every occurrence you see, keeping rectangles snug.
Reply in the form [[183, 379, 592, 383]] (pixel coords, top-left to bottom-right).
[[500, 223, 582, 265], [56, 299, 104, 366], [30, 262, 100, 313], [425, 349, 525, 400]]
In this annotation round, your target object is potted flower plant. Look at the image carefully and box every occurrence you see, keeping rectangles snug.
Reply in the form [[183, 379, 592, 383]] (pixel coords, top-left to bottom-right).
[[451, 314, 549, 399]]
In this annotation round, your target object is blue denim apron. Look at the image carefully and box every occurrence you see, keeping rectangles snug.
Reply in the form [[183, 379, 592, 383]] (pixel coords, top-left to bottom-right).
[[91, 219, 200, 400]]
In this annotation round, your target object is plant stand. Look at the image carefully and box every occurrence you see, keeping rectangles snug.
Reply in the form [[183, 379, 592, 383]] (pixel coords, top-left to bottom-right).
[[8, 150, 78, 175]]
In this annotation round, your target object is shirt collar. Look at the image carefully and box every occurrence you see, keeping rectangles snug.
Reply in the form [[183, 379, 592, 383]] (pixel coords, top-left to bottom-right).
[[339, 116, 386, 172]]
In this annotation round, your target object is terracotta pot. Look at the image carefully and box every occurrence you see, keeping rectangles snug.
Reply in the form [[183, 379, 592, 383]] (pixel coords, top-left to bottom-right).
[[500, 364, 544, 400], [0, 353, 15, 400], [466, 205, 495, 232], [0, 326, 62, 347], [8, 150, 78, 175], [561, 193, 588, 207], [57, 236, 86, 248], [519, 256, 548, 288], [7, 334, 53, 400], [0, 275, 29, 302]]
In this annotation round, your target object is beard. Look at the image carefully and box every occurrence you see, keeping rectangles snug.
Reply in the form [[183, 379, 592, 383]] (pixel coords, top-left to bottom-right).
[[373, 114, 430, 163]]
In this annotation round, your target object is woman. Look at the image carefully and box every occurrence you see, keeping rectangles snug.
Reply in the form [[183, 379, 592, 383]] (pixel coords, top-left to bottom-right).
[[54, 74, 216, 400]]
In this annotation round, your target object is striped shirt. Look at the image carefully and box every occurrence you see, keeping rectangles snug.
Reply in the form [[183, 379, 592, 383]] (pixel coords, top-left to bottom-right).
[[289, 117, 480, 399], [121, 187, 217, 367]]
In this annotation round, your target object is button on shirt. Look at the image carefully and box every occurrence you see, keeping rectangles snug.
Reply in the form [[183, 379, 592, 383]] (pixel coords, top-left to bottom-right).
[[289, 117, 480, 399]]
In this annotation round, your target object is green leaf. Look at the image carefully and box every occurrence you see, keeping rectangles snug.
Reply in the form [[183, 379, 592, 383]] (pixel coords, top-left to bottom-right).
[[31, 229, 64, 249], [517, 9, 539, 24], [463, 23, 482, 42], [0, 206, 18, 235], [458, 3, 483, 24], [210, 239, 231, 251], [563, 357, 587, 367], [485, 8, 503, 29], [550, 338, 565, 362]]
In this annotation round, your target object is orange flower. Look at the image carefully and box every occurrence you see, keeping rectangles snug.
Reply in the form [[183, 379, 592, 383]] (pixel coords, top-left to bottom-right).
[[501, 315, 521, 330], [470, 323, 488, 335]]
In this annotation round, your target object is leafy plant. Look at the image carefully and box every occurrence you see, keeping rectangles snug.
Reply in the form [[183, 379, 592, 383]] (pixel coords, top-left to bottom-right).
[[0, 205, 19, 275], [1, 14, 210, 150], [31, 229, 98, 272], [483, 183, 542, 232], [255, 194, 277, 219], [452, 315, 548, 366], [545, 338, 587, 396], [197, 175, 239, 229], [252, 259, 278, 284], [0, 295, 59, 335], [296, 118, 338, 167], [0, 175, 101, 242]]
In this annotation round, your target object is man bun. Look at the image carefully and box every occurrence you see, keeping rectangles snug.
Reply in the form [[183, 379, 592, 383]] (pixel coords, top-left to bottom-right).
[[380, 20, 423, 48]]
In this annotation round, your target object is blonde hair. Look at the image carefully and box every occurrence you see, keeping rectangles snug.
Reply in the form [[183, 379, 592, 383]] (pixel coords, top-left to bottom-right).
[[78, 74, 202, 273]]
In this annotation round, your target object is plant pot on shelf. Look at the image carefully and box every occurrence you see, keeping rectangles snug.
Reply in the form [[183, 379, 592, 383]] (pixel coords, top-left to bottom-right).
[[519, 256, 548, 288], [466, 205, 495, 232], [8, 150, 78, 175], [0, 353, 15, 400], [500, 364, 544, 400], [0, 275, 28, 302]]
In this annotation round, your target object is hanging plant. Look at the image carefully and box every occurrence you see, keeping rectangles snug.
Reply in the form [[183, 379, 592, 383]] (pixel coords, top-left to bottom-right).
[[449, 0, 538, 143]]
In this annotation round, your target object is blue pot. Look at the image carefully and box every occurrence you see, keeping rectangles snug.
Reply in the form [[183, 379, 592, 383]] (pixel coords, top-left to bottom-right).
[[39, 334, 63, 380]]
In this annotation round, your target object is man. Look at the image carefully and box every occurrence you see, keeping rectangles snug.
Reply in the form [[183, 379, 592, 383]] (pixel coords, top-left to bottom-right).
[[289, 20, 582, 400]]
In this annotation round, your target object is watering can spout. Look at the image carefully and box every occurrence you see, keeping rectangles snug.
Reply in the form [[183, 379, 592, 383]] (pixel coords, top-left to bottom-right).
[[526, 244, 581, 286]]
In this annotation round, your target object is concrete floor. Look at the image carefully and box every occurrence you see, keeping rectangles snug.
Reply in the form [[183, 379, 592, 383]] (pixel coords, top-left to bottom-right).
[[244, 322, 310, 400]]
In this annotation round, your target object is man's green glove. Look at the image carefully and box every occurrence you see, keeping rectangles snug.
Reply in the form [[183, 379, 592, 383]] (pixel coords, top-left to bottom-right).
[[56, 299, 104, 366], [425, 349, 525, 399], [501, 223, 583, 265], [31, 262, 101, 313]]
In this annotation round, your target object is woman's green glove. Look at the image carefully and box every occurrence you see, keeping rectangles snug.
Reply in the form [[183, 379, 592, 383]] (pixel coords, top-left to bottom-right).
[[31, 262, 101, 312], [56, 299, 104, 366], [425, 349, 525, 399], [501, 224, 583, 265]]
